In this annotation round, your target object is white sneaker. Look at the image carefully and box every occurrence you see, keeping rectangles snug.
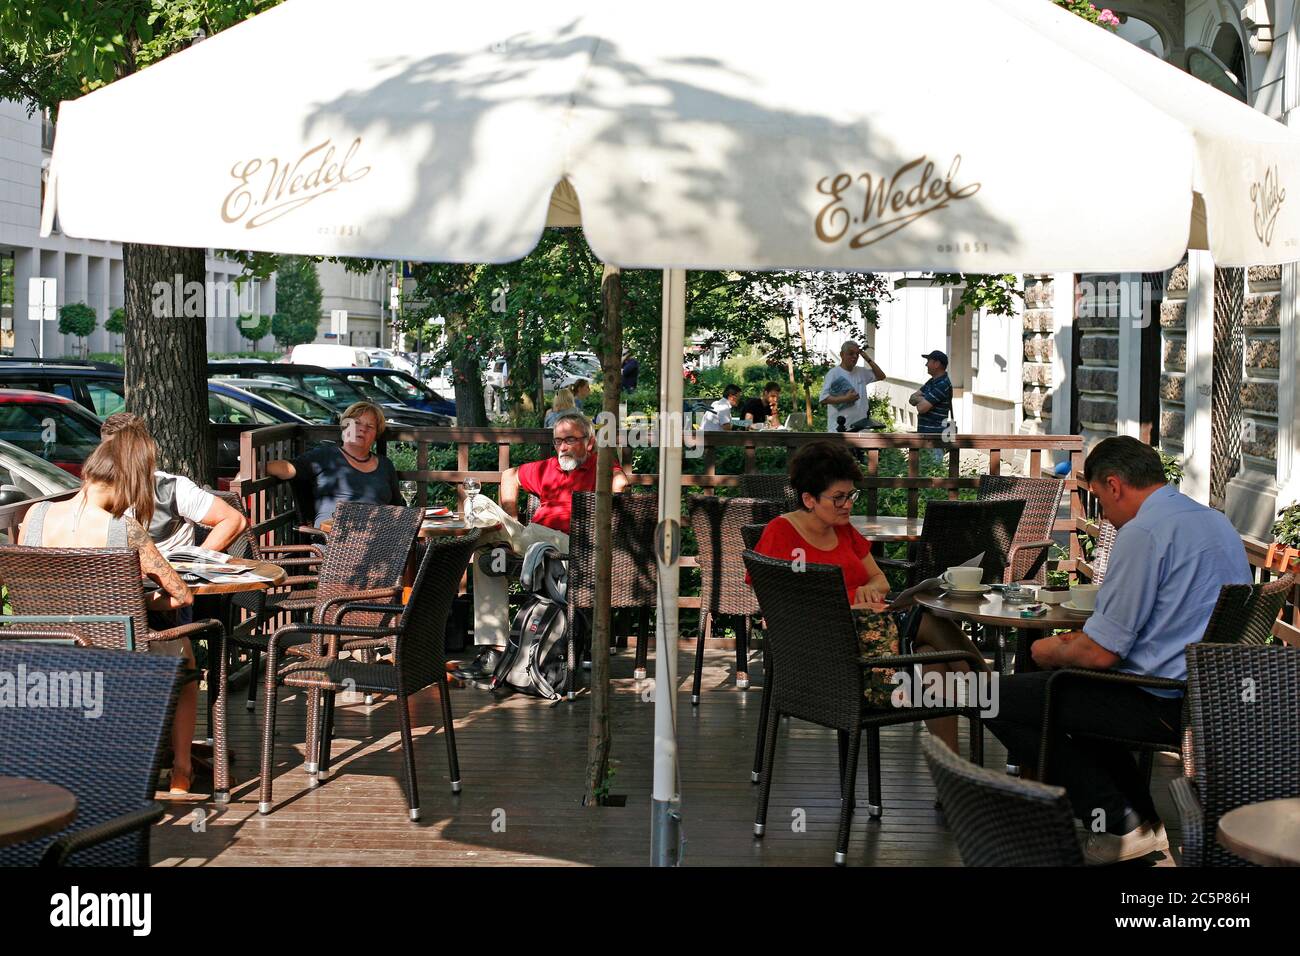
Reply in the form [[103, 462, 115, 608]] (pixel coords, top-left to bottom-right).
[[1083, 822, 1168, 865]]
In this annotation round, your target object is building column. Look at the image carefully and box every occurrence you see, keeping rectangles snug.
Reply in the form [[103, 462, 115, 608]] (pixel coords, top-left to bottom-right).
[[1116, 272, 1143, 438], [1049, 272, 1074, 439], [1181, 251, 1215, 505]]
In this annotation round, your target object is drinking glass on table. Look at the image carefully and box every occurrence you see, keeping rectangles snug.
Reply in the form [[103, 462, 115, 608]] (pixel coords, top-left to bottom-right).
[[463, 477, 481, 522]]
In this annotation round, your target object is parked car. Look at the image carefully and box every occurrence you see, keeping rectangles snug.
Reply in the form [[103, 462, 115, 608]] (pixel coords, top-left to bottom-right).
[[0, 389, 105, 476], [289, 343, 372, 367], [0, 437, 82, 505], [542, 351, 601, 393], [211, 378, 340, 424], [362, 348, 419, 377], [207, 362, 453, 427], [332, 367, 456, 418], [0, 361, 129, 418]]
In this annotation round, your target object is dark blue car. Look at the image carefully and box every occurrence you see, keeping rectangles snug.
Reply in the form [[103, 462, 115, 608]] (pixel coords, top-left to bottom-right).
[[334, 367, 456, 419]]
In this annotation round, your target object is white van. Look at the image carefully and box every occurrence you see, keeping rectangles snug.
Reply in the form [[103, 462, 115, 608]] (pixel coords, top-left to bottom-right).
[[289, 343, 372, 368]]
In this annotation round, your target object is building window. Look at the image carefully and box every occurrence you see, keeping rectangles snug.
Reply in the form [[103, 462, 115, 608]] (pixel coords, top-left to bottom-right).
[[1186, 24, 1248, 102]]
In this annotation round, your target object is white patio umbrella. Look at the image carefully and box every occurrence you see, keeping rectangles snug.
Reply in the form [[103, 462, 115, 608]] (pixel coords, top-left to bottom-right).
[[42, 0, 1300, 864]]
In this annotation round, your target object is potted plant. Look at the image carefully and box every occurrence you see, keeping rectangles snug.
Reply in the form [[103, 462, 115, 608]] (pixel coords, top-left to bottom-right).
[[1267, 503, 1300, 573], [1038, 545, 1071, 603]]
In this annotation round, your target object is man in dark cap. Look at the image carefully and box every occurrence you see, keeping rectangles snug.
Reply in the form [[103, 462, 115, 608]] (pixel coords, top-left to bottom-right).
[[911, 350, 953, 434]]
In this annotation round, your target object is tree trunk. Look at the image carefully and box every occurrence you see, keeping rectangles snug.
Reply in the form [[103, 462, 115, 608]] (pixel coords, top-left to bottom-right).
[[447, 313, 488, 427], [585, 263, 622, 805], [797, 306, 815, 425], [121, 243, 214, 483]]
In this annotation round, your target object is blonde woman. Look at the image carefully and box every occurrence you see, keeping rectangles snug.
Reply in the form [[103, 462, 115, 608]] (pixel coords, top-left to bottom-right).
[[266, 400, 403, 527], [545, 387, 576, 428]]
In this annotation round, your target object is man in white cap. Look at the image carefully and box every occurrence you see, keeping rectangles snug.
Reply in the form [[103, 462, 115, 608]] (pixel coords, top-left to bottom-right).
[[819, 340, 885, 432]]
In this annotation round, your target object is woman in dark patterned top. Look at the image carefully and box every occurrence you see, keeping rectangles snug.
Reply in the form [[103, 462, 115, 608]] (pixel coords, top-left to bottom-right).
[[265, 401, 404, 526]]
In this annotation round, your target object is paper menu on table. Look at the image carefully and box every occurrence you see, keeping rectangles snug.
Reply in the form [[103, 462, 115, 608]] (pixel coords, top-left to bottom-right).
[[884, 552, 985, 612], [163, 544, 230, 564]]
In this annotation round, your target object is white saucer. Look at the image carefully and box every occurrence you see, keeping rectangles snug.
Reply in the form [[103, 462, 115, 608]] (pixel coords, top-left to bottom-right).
[[942, 582, 991, 596], [1061, 601, 1094, 614]]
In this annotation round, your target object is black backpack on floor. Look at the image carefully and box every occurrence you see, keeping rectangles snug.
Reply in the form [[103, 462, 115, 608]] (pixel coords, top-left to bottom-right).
[[491, 542, 571, 699]]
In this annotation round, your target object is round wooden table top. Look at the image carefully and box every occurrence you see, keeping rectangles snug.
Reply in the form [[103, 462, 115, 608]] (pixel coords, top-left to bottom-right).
[[182, 558, 287, 596], [850, 515, 922, 542], [1217, 798, 1300, 866], [318, 518, 500, 538], [913, 588, 1090, 630], [0, 776, 77, 848]]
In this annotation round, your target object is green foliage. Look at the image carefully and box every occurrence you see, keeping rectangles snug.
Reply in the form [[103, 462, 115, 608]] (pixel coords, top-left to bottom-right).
[[237, 312, 272, 345], [926, 274, 1024, 320], [867, 394, 894, 431], [1160, 452, 1184, 485], [271, 256, 322, 348], [105, 306, 126, 335], [58, 301, 96, 341], [1272, 504, 1300, 549]]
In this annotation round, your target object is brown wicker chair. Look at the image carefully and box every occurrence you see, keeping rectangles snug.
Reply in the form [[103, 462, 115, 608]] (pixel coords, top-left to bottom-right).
[[1091, 519, 1118, 584], [922, 737, 1084, 866], [0, 546, 223, 654], [1037, 574, 1295, 786], [257, 530, 480, 818], [876, 499, 1025, 591], [741, 522, 775, 781], [1171, 642, 1300, 866], [977, 476, 1064, 584], [0, 642, 182, 866], [744, 550, 985, 865], [567, 491, 659, 696], [212, 502, 424, 801], [688, 496, 784, 702], [738, 474, 798, 511]]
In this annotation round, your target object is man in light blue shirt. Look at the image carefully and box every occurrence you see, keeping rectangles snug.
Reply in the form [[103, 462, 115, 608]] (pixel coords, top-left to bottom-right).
[[987, 436, 1250, 865]]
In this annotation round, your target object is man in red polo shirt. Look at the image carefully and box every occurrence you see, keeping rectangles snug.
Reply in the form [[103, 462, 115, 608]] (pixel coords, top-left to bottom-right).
[[460, 412, 629, 679]]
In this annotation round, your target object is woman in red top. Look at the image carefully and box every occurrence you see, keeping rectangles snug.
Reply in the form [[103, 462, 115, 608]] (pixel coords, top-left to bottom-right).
[[749, 441, 986, 753], [750, 442, 896, 705]]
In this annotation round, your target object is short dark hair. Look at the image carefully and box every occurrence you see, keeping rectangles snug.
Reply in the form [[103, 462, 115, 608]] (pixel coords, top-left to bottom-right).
[[1083, 436, 1166, 488], [789, 441, 862, 505], [723, 384, 742, 399], [763, 381, 781, 395]]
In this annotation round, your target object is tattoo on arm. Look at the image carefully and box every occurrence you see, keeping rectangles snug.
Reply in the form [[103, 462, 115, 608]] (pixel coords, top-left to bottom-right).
[[127, 519, 190, 602]]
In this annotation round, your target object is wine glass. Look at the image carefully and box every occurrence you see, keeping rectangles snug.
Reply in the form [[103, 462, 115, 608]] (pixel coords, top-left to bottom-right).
[[463, 477, 481, 522]]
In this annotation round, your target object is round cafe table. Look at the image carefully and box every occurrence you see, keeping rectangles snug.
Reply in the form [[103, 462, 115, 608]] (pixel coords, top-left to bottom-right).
[[0, 776, 77, 848], [850, 514, 922, 543], [318, 517, 498, 539], [912, 588, 1089, 674], [179, 557, 287, 595], [1217, 798, 1300, 866]]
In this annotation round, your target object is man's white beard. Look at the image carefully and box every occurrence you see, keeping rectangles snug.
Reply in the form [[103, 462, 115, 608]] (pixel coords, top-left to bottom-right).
[[558, 453, 583, 472]]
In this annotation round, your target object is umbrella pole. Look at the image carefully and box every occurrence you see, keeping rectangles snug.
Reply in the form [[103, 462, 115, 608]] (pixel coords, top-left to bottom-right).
[[651, 267, 685, 866]]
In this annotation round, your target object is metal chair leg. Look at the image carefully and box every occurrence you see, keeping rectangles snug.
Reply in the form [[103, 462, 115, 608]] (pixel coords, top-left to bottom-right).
[[317, 689, 337, 778], [257, 647, 280, 815], [691, 612, 709, 705], [438, 675, 462, 793], [396, 693, 421, 821], [865, 726, 882, 819], [754, 704, 781, 837], [834, 730, 862, 866], [246, 647, 259, 712], [751, 649, 772, 783], [633, 607, 650, 680], [735, 616, 750, 689]]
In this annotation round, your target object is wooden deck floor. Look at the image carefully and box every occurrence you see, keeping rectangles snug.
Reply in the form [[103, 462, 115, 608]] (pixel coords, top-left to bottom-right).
[[152, 644, 1183, 867]]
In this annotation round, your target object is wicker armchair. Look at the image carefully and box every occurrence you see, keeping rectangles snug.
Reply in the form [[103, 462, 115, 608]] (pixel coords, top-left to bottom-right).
[[206, 489, 323, 713], [212, 502, 424, 801], [567, 491, 659, 695], [744, 551, 985, 865], [922, 737, 1084, 866], [0, 643, 182, 866], [1171, 642, 1300, 866], [977, 476, 1064, 584], [257, 530, 480, 818], [1091, 519, 1118, 584], [1037, 575, 1295, 785], [876, 499, 1025, 590], [0, 546, 223, 656], [738, 474, 798, 512], [688, 496, 784, 702]]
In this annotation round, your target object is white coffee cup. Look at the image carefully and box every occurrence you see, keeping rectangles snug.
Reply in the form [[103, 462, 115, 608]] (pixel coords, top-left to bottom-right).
[[1070, 584, 1100, 610], [945, 566, 983, 590]]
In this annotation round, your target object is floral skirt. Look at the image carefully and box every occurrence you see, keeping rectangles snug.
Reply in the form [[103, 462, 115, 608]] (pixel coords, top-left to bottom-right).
[[853, 609, 900, 709]]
